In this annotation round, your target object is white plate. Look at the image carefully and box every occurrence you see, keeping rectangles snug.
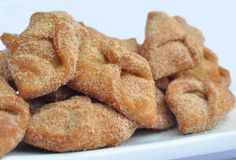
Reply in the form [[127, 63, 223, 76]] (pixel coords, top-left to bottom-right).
[[3, 97, 236, 160]]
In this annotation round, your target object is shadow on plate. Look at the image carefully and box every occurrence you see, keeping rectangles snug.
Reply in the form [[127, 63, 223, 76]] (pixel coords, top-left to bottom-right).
[[14, 142, 54, 154]]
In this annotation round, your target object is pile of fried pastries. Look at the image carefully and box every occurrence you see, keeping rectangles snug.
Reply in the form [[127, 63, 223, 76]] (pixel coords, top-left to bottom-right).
[[0, 11, 235, 157]]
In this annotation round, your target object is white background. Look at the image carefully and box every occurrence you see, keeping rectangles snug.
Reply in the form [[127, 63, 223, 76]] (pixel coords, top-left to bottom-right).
[[0, 0, 236, 159]]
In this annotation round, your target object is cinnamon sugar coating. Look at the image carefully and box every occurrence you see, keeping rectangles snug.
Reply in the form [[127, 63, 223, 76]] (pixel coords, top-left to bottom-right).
[[166, 78, 235, 134], [68, 25, 173, 129], [24, 96, 136, 152], [1, 11, 84, 99], [0, 77, 30, 157], [0, 50, 12, 82], [80, 23, 139, 53], [153, 88, 175, 130], [1, 33, 17, 49], [141, 12, 205, 80], [173, 47, 231, 88]]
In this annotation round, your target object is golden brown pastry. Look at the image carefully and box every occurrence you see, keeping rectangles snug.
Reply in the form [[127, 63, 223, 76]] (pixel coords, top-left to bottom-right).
[[0, 50, 13, 82], [79, 23, 139, 53], [1, 33, 17, 49], [173, 47, 231, 88], [153, 88, 175, 130], [1, 11, 84, 99], [0, 76, 30, 157], [68, 25, 173, 129], [140, 12, 205, 80], [166, 78, 235, 134], [218, 67, 231, 88], [24, 96, 136, 152]]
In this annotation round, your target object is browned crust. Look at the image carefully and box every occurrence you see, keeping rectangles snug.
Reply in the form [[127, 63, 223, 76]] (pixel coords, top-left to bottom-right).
[[166, 78, 235, 134], [24, 96, 136, 152], [68, 25, 160, 129], [0, 50, 13, 82], [1, 33, 18, 49], [79, 22, 139, 53], [0, 76, 30, 157], [173, 47, 231, 88], [140, 12, 205, 80], [4, 11, 83, 99], [152, 88, 175, 130], [68, 24, 160, 128]]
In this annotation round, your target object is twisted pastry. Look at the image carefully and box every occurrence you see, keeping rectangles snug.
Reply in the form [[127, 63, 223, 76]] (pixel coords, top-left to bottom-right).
[[1, 11, 84, 99], [141, 12, 205, 80], [24, 96, 136, 152], [68, 25, 174, 129], [166, 78, 235, 134]]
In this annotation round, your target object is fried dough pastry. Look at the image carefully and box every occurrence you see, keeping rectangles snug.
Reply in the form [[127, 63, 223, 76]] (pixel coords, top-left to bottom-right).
[[141, 12, 205, 80], [1, 33, 17, 49], [1, 11, 84, 99], [166, 78, 235, 134], [153, 88, 175, 129], [0, 50, 11, 81], [79, 23, 139, 52], [68, 25, 168, 128], [24, 96, 136, 152], [42, 86, 79, 103], [0, 76, 30, 157], [173, 47, 231, 88]]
